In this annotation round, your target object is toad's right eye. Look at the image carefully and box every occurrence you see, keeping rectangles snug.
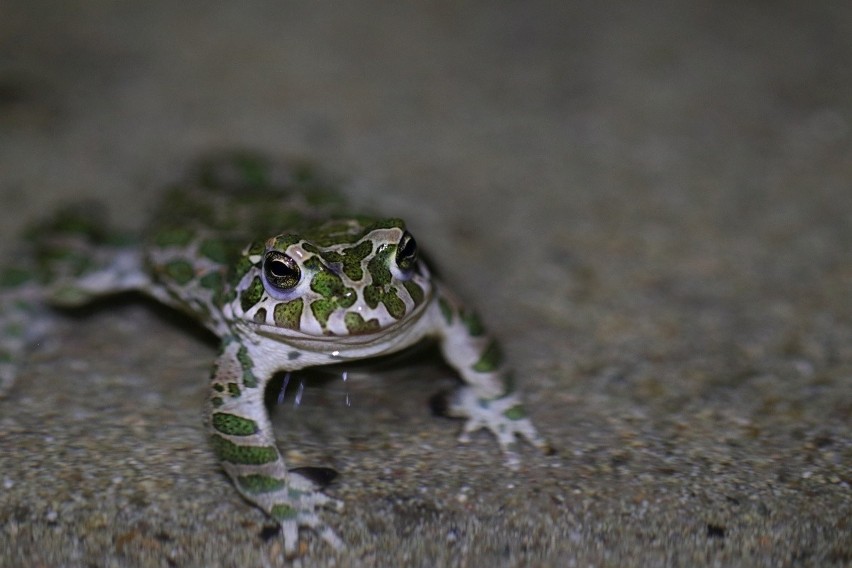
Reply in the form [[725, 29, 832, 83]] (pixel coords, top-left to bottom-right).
[[263, 251, 301, 291]]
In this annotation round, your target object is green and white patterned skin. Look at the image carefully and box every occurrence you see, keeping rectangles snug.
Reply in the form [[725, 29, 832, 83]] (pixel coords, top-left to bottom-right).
[[0, 154, 546, 554]]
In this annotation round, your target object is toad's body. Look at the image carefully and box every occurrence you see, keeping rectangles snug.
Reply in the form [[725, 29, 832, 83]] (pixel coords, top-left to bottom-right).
[[0, 155, 545, 553]]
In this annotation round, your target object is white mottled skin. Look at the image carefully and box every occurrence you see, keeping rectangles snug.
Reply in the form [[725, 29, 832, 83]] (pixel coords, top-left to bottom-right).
[[0, 155, 547, 556]]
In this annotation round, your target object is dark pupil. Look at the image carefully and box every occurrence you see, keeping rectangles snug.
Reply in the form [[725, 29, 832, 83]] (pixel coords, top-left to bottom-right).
[[396, 232, 417, 270], [264, 252, 300, 289], [270, 260, 293, 278]]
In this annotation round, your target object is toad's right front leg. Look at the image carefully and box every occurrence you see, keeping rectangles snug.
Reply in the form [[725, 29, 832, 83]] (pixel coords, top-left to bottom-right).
[[207, 339, 343, 555]]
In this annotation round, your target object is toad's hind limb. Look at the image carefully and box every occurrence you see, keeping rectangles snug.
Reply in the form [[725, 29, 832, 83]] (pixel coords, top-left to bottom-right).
[[0, 205, 146, 397]]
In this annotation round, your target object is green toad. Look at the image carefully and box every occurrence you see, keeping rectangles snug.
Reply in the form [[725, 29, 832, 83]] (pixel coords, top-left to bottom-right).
[[0, 154, 546, 553]]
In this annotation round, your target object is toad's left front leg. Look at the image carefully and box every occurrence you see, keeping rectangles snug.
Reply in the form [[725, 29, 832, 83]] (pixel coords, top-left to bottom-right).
[[430, 289, 549, 468]]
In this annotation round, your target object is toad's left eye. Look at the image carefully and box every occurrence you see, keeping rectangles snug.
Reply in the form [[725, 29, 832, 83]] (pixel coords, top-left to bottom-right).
[[395, 231, 418, 273]]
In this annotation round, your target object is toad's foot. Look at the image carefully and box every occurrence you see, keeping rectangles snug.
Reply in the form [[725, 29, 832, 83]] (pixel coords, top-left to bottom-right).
[[224, 460, 344, 555], [268, 470, 344, 554], [214, 419, 345, 554], [443, 386, 549, 469]]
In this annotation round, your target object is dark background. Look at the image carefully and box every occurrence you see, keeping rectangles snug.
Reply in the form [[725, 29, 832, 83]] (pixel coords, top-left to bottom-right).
[[1, 2, 850, 566]]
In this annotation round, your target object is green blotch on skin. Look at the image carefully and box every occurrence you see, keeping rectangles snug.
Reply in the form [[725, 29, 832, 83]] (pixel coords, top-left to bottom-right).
[[233, 153, 270, 187], [153, 228, 194, 247], [333, 240, 373, 280], [240, 276, 263, 312], [473, 340, 503, 373], [273, 299, 303, 330], [270, 235, 301, 250], [0, 267, 34, 288], [270, 504, 297, 520], [211, 412, 258, 436], [163, 260, 195, 285], [211, 397, 223, 408], [236, 346, 258, 388], [503, 405, 527, 420], [303, 219, 371, 247], [3, 322, 23, 338], [253, 307, 267, 324], [210, 434, 277, 465], [346, 241, 374, 275], [227, 382, 241, 398], [339, 290, 356, 309], [359, 243, 416, 319], [310, 268, 348, 299], [13, 299, 35, 312], [438, 297, 453, 324], [213, 384, 224, 393], [310, 299, 335, 328], [461, 310, 484, 336], [304, 263, 356, 329], [203, 277, 228, 307], [158, 187, 216, 227], [363, 286, 381, 309], [245, 241, 265, 257], [237, 474, 286, 494], [40, 249, 95, 279], [383, 289, 406, 319], [199, 271, 223, 292], [364, 284, 406, 320], [232, 256, 255, 284], [403, 280, 424, 306], [344, 312, 380, 334], [366, 244, 394, 286], [302, 256, 322, 272], [37, 206, 105, 240], [200, 239, 229, 264]]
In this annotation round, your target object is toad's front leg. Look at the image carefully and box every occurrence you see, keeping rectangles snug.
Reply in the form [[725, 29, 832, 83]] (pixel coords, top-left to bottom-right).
[[431, 288, 549, 467], [207, 339, 343, 554]]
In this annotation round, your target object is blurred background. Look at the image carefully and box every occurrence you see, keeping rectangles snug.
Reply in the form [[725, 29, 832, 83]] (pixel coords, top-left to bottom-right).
[[1, 1, 850, 566]]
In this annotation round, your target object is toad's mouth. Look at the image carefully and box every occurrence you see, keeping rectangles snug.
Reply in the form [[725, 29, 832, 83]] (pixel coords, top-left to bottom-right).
[[248, 298, 431, 347]]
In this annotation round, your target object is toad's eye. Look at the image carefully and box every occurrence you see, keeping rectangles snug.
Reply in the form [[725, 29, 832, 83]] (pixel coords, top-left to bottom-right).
[[263, 251, 301, 290], [395, 231, 418, 273]]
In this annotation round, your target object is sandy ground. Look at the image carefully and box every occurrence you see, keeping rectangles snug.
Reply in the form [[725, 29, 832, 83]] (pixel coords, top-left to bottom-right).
[[1, 2, 850, 566]]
